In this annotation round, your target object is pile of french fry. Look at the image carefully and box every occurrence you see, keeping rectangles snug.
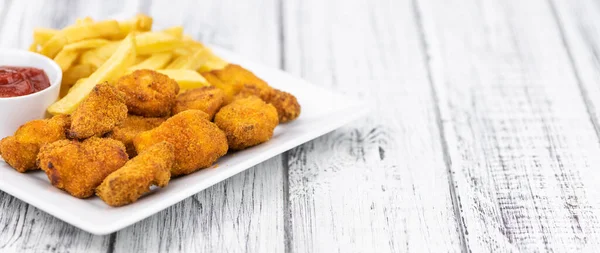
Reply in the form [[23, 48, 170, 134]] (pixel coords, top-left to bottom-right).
[[30, 14, 228, 115]]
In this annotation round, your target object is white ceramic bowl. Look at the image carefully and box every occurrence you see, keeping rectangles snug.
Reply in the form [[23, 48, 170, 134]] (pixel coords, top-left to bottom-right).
[[0, 49, 62, 139]]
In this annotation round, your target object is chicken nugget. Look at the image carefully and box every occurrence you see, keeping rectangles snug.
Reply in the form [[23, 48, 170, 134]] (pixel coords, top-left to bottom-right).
[[133, 110, 228, 176], [202, 64, 301, 122], [172, 86, 225, 120], [0, 115, 70, 172], [68, 83, 127, 139], [106, 115, 165, 157], [214, 96, 278, 150], [37, 137, 128, 198], [266, 89, 301, 123], [115, 69, 180, 117], [202, 64, 273, 104], [96, 141, 173, 207]]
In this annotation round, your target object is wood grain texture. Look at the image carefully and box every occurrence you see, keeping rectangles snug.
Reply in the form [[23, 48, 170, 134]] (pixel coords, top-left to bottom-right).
[[416, 0, 600, 251], [550, 0, 600, 142], [281, 0, 463, 252]]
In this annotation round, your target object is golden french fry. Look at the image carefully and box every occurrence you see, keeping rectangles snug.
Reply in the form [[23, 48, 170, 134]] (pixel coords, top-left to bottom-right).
[[33, 28, 58, 46], [166, 48, 209, 70], [172, 36, 205, 56], [28, 43, 38, 52], [79, 42, 120, 68], [134, 56, 148, 64], [62, 64, 96, 87], [162, 26, 183, 39], [63, 39, 110, 51], [157, 69, 210, 90], [196, 49, 228, 72], [113, 14, 153, 39], [135, 31, 182, 55], [128, 52, 173, 71], [75, 17, 94, 26], [54, 50, 79, 72], [197, 56, 228, 72], [40, 20, 120, 58], [48, 35, 136, 115]]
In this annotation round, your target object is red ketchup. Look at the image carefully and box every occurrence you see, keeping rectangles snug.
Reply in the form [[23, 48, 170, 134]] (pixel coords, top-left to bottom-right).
[[0, 66, 51, 98]]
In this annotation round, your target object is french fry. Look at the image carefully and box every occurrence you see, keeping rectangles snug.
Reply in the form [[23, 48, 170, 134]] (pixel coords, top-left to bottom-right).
[[135, 31, 182, 55], [75, 17, 94, 26], [53, 50, 79, 71], [40, 20, 121, 58], [128, 52, 173, 71], [197, 57, 228, 72], [197, 49, 228, 72], [162, 26, 183, 39], [28, 43, 38, 52], [166, 48, 209, 70], [134, 56, 148, 64], [172, 36, 205, 56], [63, 39, 110, 51], [67, 78, 87, 94], [33, 28, 58, 46], [62, 64, 96, 87], [157, 69, 210, 90], [48, 35, 136, 115], [114, 14, 153, 39], [79, 42, 120, 68]]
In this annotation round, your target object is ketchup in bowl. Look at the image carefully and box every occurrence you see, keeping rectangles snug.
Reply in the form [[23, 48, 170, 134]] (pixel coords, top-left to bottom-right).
[[0, 66, 51, 98]]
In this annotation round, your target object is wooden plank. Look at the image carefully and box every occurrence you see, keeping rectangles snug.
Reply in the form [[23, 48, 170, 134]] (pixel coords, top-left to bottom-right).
[[416, 0, 600, 251], [550, 0, 600, 142], [281, 0, 463, 252], [112, 0, 285, 252]]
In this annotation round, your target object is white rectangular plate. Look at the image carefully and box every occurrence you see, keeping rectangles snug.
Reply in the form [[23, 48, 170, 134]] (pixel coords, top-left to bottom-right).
[[0, 47, 368, 235]]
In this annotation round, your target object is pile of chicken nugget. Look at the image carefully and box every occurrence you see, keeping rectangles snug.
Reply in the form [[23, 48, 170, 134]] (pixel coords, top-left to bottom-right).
[[0, 54, 300, 207]]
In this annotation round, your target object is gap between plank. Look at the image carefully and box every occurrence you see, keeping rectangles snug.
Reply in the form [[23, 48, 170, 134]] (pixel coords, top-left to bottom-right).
[[546, 0, 600, 141], [106, 233, 116, 253], [410, 0, 469, 252]]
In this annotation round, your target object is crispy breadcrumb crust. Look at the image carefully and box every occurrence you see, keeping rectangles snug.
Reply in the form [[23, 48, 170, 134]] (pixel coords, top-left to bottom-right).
[[267, 89, 301, 123], [106, 115, 165, 157], [37, 137, 128, 198], [214, 96, 278, 150], [96, 141, 173, 207], [0, 115, 70, 172], [172, 86, 225, 120], [115, 69, 180, 117], [202, 64, 272, 104], [133, 110, 228, 176], [68, 83, 127, 139], [202, 64, 300, 122]]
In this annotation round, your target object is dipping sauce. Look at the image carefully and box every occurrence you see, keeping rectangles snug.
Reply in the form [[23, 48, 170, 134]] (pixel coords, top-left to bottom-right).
[[0, 66, 51, 98]]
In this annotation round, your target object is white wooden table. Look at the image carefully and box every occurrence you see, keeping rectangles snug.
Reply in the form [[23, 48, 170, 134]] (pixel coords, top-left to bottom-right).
[[2, 0, 600, 252]]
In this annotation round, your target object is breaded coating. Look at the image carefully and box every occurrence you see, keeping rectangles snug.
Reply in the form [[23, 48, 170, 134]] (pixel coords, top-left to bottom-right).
[[115, 69, 180, 117], [267, 89, 301, 123], [0, 115, 70, 172], [96, 141, 173, 207], [68, 83, 127, 139], [172, 86, 225, 120], [214, 96, 278, 150], [106, 115, 165, 157], [202, 64, 301, 122], [202, 64, 273, 104], [133, 110, 228, 176], [37, 137, 128, 198]]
